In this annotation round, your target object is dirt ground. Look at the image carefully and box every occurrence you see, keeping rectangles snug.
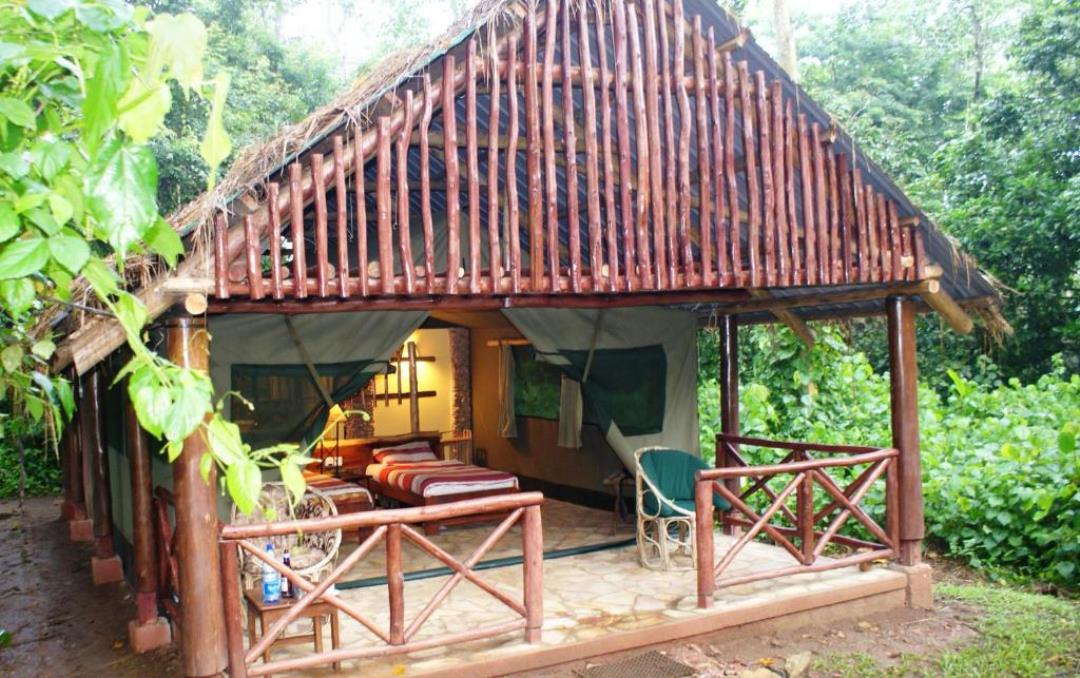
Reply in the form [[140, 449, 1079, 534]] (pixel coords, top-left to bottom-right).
[[0, 496, 181, 678], [519, 597, 983, 677], [0, 495, 989, 678]]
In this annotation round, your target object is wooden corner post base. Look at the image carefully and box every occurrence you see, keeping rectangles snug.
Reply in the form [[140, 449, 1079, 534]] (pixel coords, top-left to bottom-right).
[[166, 315, 228, 678], [887, 297, 924, 566]]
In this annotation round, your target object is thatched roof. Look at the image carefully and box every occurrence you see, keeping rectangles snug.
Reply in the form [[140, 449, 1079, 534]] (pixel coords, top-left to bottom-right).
[[50, 0, 1008, 373]]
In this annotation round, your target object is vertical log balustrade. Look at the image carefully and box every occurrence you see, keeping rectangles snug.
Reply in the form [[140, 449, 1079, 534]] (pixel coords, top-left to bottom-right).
[[86, 367, 124, 585], [888, 296, 923, 565], [166, 316, 227, 678], [211, 0, 929, 304]]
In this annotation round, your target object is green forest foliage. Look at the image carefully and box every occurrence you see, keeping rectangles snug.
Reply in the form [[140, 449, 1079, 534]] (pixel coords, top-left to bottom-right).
[[699, 325, 1080, 586], [785, 0, 1079, 381], [145, 0, 339, 213]]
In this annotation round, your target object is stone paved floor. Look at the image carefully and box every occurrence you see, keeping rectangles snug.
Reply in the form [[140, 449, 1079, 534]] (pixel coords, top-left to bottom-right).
[[247, 500, 904, 677]]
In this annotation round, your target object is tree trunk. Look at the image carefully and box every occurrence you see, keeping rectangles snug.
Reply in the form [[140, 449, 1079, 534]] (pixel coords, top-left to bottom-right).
[[772, 0, 799, 83]]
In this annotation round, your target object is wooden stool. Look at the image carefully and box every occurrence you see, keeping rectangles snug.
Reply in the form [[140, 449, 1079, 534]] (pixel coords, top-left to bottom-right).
[[244, 588, 341, 674]]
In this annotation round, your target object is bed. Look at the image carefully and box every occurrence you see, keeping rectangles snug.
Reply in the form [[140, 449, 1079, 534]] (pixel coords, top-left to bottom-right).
[[314, 433, 520, 534]]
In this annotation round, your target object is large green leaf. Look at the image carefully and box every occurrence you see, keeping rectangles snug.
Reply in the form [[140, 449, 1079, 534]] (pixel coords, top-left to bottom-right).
[[117, 80, 172, 144], [1, 345, 23, 373], [205, 416, 245, 466], [226, 459, 262, 516], [0, 237, 49, 279], [128, 363, 168, 439], [81, 257, 120, 297], [26, 0, 76, 20], [0, 204, 18, 242], [162, 381, 211, 442], [279, 459, 306, 507], [0, 97, 36, 129], [82, 42, 127, 151], [112, 291, 148, 334], [144, 217, 183, 267], [199, 73, 231, 187], [145, 13, 207, 90], [84, 139, 158, 256], [47, 232, 89, 274], [0, 278, 35, 316]]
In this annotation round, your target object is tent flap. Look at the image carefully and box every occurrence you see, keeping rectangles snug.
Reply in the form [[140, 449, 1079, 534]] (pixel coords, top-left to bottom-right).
[[502, 307, 699, 471]]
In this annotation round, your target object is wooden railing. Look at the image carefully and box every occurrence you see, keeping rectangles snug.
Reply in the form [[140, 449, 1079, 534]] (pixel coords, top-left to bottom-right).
[[218, 492, 545, 677], [214, 0, 925, 304], [153, 486, 181, 627], [694, 434, 899, 608]]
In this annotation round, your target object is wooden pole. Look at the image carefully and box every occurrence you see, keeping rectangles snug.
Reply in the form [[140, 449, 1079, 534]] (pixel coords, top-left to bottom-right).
[[166, 316, 227, 678], [887, 297, 923, 566], [86, 367, 123, 584], [219, 542, 247, 678], [522, 505, 543, 643], [66, 374, 93, 541], [61, 368, 84, 521], [718, 314, 740, 533], [695, 476, 715, 608], [387, 523, 405, 645], [127, 392, 159, 624]]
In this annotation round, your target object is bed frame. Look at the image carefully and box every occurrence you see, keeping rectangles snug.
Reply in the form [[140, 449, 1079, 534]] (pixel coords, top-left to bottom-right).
[[316, 432, 519, 535]]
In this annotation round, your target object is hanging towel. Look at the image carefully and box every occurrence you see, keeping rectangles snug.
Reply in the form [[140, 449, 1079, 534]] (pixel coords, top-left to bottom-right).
[[557, 375, 584, 448], [497, 344, 518, 438]]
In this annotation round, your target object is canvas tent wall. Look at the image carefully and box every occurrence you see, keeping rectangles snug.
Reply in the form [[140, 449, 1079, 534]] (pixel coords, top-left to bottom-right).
[[502, 306, 700, 471], [209, 311, 427, 446]]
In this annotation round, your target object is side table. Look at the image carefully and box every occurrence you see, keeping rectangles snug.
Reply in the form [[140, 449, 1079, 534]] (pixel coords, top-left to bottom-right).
[[244, 587, 341, 674]]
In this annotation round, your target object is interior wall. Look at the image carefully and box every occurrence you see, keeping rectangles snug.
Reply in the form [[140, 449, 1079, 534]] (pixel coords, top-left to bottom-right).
[[372, 328, 454, 437], [470, 326, 622, 497]]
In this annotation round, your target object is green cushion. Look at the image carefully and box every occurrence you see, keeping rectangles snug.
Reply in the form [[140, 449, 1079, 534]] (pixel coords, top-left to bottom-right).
[[639, 448, 732, 518]]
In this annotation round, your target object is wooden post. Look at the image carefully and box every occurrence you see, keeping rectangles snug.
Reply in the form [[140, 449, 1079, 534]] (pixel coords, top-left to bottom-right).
[[387, 523, 405, 645], [522, 505, 543, 643], [86, 367, 123, 584], [219, 542, 247, 678], [126, 387, 173, 651], [887, 297, 923, 566], [718, 314, 740, 534], [66, 375, 93, 541], [695, 476, 715, 608], [166, 316, 227, 678], [127, 392, 158, 621]]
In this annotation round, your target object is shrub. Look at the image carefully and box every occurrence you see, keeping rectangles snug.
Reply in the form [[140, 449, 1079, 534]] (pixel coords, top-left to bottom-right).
[[921, 365, 1079, 584], [0, 421, 61, 499]]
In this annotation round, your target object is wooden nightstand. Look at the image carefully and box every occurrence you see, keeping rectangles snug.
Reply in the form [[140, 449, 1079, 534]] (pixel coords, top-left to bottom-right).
[[244, 587, 341, 674]]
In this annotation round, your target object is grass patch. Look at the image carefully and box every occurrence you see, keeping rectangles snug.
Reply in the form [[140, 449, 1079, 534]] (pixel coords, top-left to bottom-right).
[[815, 583, 1080, 677]]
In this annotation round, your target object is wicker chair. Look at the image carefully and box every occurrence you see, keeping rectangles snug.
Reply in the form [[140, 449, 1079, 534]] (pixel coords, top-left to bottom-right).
[[635, 447, 730, 571], [230, 482, 343, 590]]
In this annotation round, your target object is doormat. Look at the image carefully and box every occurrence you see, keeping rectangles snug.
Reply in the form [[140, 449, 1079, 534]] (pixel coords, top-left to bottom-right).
[[573, 650, 696, 678]]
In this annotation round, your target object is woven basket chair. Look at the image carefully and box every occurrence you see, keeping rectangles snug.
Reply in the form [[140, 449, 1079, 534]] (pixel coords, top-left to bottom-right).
[[229, 482, 343, 590]]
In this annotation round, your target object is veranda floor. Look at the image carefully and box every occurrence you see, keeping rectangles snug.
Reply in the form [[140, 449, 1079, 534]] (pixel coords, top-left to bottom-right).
[[248, 499, 907, 677]]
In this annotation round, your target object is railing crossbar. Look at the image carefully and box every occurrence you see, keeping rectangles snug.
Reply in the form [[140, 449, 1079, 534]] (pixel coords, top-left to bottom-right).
[[401, 508, 526, 641], [240, 525, 390, 663], [811, 463, 891, 558], [714, 472, 807, 574], [713, 481, 804, 563]]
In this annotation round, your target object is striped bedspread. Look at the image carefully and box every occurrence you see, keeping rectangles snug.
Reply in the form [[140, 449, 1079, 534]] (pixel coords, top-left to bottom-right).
[[365, 460, 519, 498], [302, 470, 373, 505]]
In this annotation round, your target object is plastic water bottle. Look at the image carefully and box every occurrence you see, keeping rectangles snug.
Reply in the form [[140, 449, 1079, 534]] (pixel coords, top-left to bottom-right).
[[262, 543, 281, 603]]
